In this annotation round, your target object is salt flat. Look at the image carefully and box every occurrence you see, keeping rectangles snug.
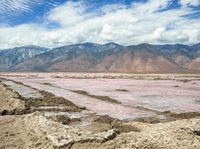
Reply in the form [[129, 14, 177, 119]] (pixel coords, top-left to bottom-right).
[[1, 72, 200, 120]]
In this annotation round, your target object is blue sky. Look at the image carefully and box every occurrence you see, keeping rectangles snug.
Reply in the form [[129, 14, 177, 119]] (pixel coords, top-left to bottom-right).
[[0, 0, 199, 48], [0, 0, 145, 26]]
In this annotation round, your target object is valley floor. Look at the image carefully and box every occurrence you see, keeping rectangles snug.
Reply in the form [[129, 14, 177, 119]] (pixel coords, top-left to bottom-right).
[[0, 73, 200, 148]]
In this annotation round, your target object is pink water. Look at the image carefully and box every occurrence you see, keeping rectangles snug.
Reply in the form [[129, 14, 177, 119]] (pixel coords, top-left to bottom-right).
[[1, 73, 200, 120]]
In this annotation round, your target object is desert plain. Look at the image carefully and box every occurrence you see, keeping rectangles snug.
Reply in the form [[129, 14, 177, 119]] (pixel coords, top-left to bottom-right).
[[0, 72, 200, 149]]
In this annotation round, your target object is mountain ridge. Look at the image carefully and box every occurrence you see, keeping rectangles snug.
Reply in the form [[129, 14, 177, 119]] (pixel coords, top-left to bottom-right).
[[1, 42, 200, 73], [0, 46, 49, 70]]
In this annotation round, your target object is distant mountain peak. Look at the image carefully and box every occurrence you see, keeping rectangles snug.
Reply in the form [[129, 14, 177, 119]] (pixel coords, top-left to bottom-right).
[[82, 42, 99, 46], [136, 43, 153, 49], [1, 42, 200, 73], [193, 42, 200, 47], [104, 42, 120, 46], [0, 46, 49, 70]]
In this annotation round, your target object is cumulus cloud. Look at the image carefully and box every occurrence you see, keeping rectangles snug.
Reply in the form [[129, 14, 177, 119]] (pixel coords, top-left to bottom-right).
[[47, 1, 88, 27], [152, 27, 166, 40], [0, 0, 200, 49]]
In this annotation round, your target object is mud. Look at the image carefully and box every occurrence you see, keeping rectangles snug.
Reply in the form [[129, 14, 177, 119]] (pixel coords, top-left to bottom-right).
[[0, 112, 120, 149], [0, 81, 83, 116], [133, 107, 200, 123], [25, 91, 83, 112], [70, 90, 121, 104], [0, 83, 28, 115], [1, 111, 199, 149], [48, 115, 71, 125], [1, 73, 200, 148], [115, 89, 129, 92], [93, 115, 141, 133]]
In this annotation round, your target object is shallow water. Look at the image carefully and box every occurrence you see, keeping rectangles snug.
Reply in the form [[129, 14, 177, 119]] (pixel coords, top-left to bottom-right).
[[42, 110, 95, 129], [2, 80, 43, 99], [1, 73, 200, 120]]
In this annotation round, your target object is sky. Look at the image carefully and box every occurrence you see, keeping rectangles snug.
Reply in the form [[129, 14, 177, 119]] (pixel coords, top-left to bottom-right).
[[0, 0, 200, 49]]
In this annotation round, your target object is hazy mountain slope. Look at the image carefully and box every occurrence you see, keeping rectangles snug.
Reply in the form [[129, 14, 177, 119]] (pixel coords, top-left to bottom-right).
[[0, 46, 49, 70], [4, 42, 200, 73], [11, 43, 125, 71], [47, 54, 97, 71], [188, 57, 200, 71], [93, 48, 183, 73]]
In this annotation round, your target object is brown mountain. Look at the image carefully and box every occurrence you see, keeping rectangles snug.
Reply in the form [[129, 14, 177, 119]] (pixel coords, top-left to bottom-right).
[[3, 42, 200, 73]]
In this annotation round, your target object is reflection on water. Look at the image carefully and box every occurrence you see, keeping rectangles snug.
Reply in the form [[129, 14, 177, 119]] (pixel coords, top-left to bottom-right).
[[2, 80, 43, 98]]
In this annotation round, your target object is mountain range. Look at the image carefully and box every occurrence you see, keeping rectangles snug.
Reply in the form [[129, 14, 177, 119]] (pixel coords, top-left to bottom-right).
[[0, 42, 200, 73], [0, 46, 48, 71]]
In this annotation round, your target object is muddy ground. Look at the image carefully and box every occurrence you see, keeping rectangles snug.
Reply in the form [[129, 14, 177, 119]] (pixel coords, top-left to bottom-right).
[[0, 79, 200, 149]]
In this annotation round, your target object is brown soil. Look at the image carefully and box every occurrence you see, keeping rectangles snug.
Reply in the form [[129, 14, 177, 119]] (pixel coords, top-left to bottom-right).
[[0, 80, 200, 149], [48, 115, 71, 125], [168, 112, 200, 119], [70, 117, 200, 149], [93, 115, 140, 133], [133, 106, 200, 124], [173, 85, 180, 87], [1, 112, 199, 149], [0, 112, 120, 149], [115, 89, 129, 92], [24, 90, 83, 112], [0, 79, 84, 115], [0, 114, 54, 149], [70, 90, 121, 104], [0, 83, 28, 115], [134, 112, 200, 124]]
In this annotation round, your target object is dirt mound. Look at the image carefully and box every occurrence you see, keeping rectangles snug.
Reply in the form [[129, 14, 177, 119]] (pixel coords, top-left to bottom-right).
[[0, 112, 119, 149], [71, 118, 200, 149], [0, 84, 27, 115], [93, 115, 140, 133], [0, 80, 83, 115], [24, 91, 84, 112], [0, 114, 53, 149], [1, 112, 199, 149], [48, 115, 71, 125], [70, 90, 121, 104]]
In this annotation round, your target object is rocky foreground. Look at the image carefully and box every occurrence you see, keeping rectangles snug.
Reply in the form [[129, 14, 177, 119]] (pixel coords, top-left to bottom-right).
[[0, 82, 200, 149]]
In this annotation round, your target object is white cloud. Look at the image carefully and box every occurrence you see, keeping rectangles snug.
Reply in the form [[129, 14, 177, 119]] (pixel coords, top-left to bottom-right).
[[0, 0, 200, 49], [47, 1, 87, 27], [152, 27, 166, 40], [180, 0, 200, 7], [133, 0, 173, 13]]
